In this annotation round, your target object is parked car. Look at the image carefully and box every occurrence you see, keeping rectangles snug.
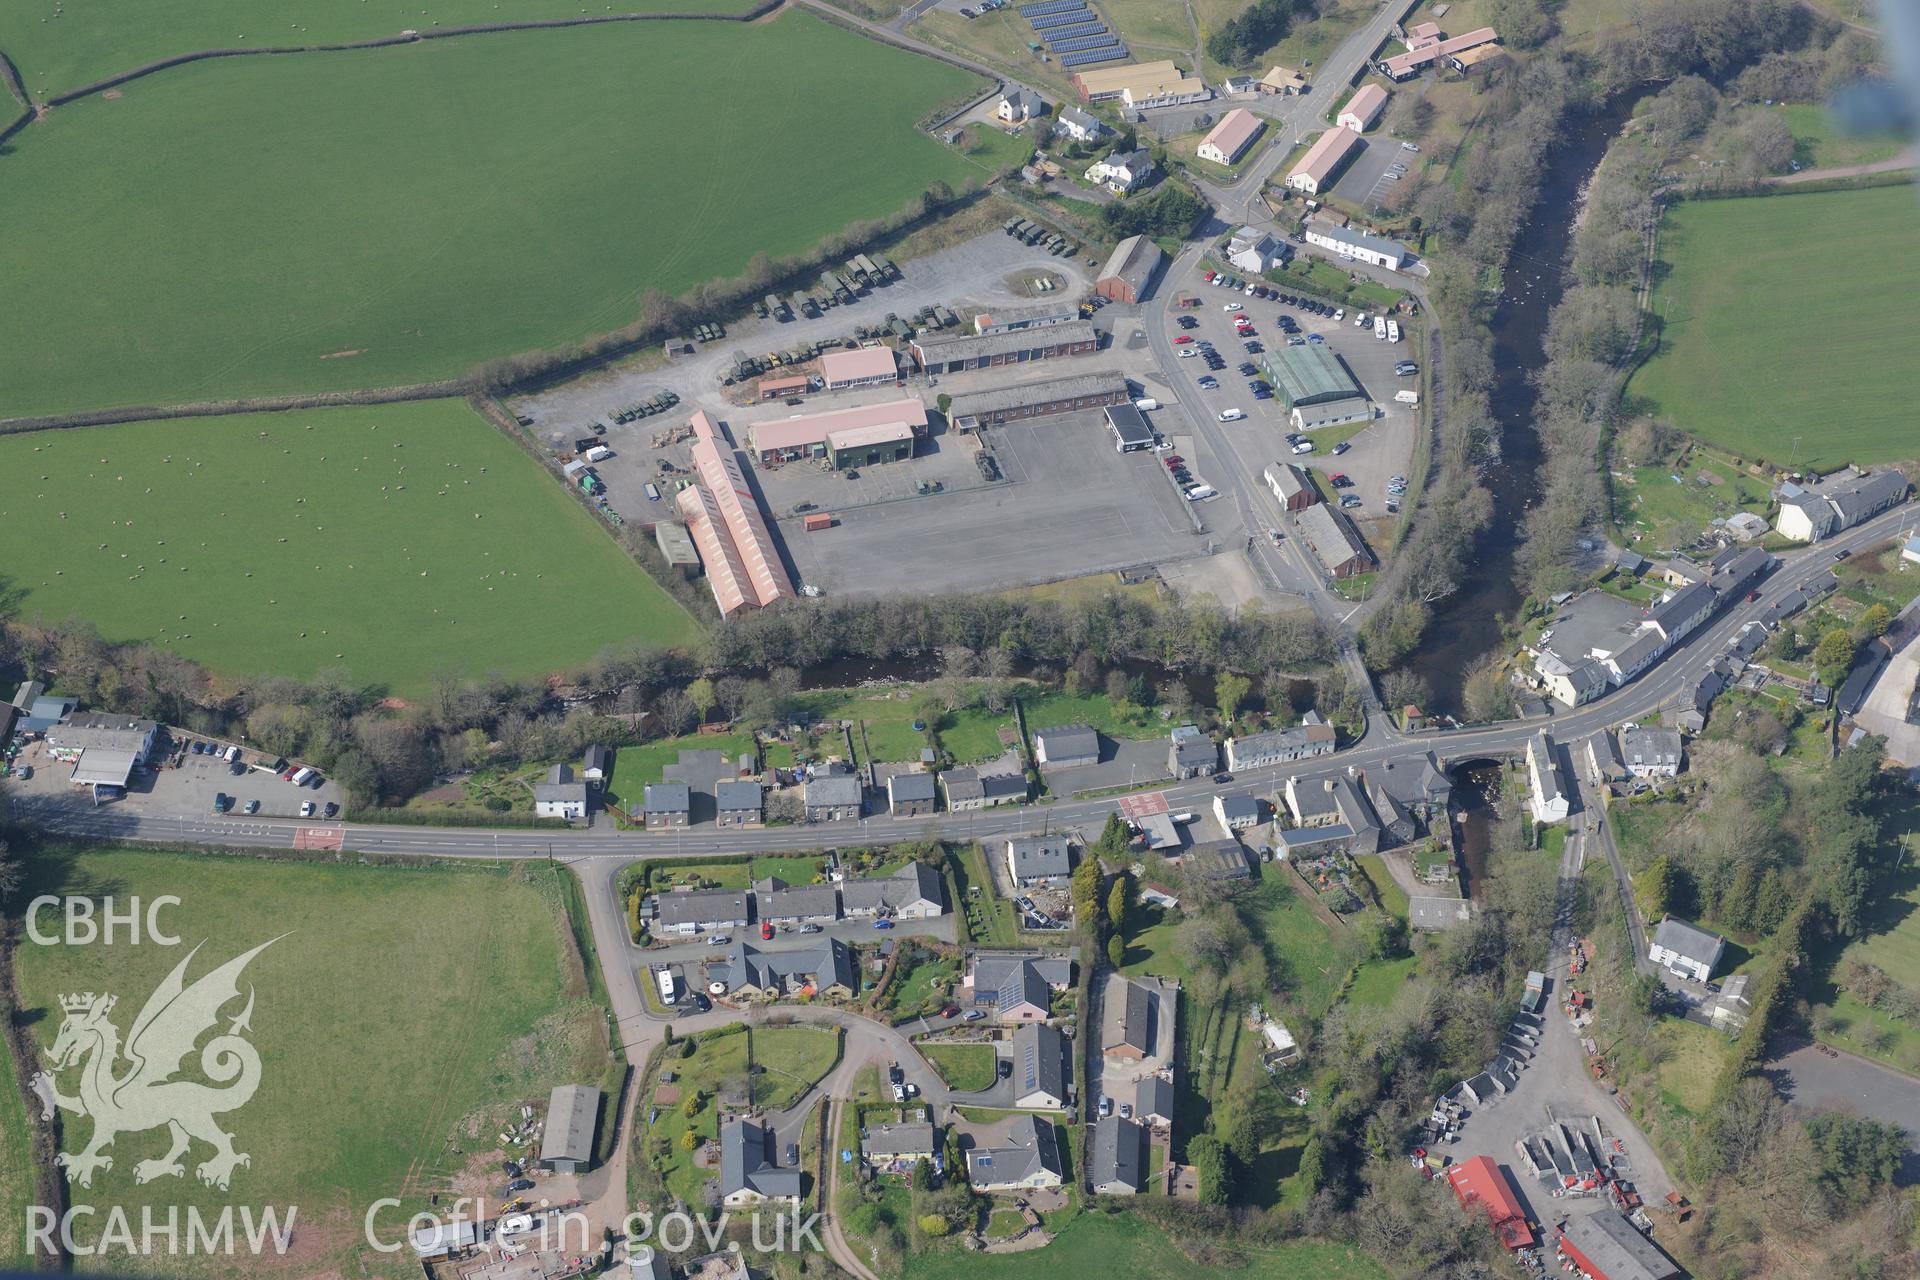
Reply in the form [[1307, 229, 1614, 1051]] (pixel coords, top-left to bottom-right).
[[1173, 334, 1194, 344], [998, 1057, 1012, 1077], [1218, 408, 1246, 422], [1331, 441, 1351, 455], [872, 919, 895, 929], [503, 1161, 525, 1178], [1098, 1096, 1113, 1118], [244, 799, 260, 814], [1223, 302, 1243, 312], [1341, 495, 1363, 508], [761, 921, 775, 940], [967, 1009, 987, 1022], [800, 923, 823, 934], [507, 1179, 535, 1193], [1307, 334, 1325, 344], [299, 801, 315, 817], [322, 802, 339, 818], [705, 934, 731, 945]]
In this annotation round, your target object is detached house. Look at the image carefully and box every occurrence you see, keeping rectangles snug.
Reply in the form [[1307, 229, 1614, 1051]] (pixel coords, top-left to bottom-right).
[[841, 861, 946, 920], [535, 764, 588, 820], [967, 1115, 1063, 1193], [967, 952, 1072, 1021], [715, 780, 763, 827], [720, 1119, 803, 1206], [1006, 835, 1073, 886], [1010, 1022, 1071, 1109], [1649, 917, 1724, 983], [1084, 147, 1155, 194], [1526, 731, 1570, 825], [643, 783, 690, 829]]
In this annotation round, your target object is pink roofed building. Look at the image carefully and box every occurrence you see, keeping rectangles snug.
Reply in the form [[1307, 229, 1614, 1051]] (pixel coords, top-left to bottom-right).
[[1285, 128, 1361, 194], [1197, 108, 1264, 165], [818, 345, 899, 390], [746, 398, 929, 465], [677, 411, 794, 616], [1337, 83, 1388, 132]]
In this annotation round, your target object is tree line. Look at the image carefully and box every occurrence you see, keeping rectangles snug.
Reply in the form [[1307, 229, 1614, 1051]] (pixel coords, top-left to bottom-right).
[[1203, 0, 1315, 69]]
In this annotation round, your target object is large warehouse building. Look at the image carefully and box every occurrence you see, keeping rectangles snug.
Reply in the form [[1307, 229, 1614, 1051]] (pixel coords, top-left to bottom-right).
[[947, 370, 1130, 427], [1094, 235, 1163, 304], [747, 398, 929, 466], [677, 412, 796, 616], [1260, 344, 1370, 430], [1197, 108, 1263, 165], [1553, 1210, 1680, 1280], [908, 320, 1098, 373], [1072, 60, 1210, 108]]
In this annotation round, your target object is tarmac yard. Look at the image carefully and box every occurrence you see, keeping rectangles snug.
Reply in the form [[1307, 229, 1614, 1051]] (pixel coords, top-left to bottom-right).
[[774, 407, 1205, 596]]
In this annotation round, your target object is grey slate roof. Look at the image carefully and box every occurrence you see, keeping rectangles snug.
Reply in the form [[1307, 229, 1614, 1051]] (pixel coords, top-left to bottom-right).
[[1367, 754, 1451, 809], [1216, 794, 1261, 825], [713, 937, 857, 996], [1620, 726, 1682, 772], [972, 952, 1073, 999], [1007, 835, 1073, 880], [1827, 469, 1908, 527], [1090, 1116, 1147, 1192], [1135, 1074, 1174, 1124], [806, 773, 864, 808], [968, 1114, 1062, 1187], [1557, 1210, 1681, 1280], [1035, 723, 1099, 763], [654, 888, 751, 931], [1183, 838, 1252, 880], [716, 780, 763, 812], [753, 877, 841, 922], [839, 861, 944, 914], [1012, 1022, 1069, 1104], [862, 1121, 935, 1160], [538, 1084, 603, 1165], [1648, 582, 1714, 633], [720, 1119, 804, 1201], [644, 783, 691, 814], [887, 772, 936, 804], [582, 744, 610, 775], [1102, 979, 1151, 1055], [1652, 917, 1725, 970]]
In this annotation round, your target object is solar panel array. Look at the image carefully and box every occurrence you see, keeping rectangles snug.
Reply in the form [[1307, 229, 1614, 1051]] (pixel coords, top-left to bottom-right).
[[1018, 0, 1082, 16], [1028, 8, 1092, 28], [1047, 33, 1119, 53], [1043, 20, 1105, 40], [1057, 43, 1126, 65]]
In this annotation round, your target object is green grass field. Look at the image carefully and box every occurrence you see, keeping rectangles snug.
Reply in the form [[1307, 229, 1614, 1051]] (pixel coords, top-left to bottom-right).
[[750, 1025, 840, 1110], [1609, 448, 1774, 556], [7, 0, 770, 101], [0, 1032, 34, 1270], [646, 1029, 749, 1203], [901, 1189, 1384, 1279], [921, 1042, 996, 1092], [1020, 689, 1166, 741], [0, 14, 984, 417], [0, 402, 699, 692], [1631, 187, 1920, 469], [1814, 847, 1920, 1073], [10, 848, 611, 1277], [1772, 103, 1905, 173]]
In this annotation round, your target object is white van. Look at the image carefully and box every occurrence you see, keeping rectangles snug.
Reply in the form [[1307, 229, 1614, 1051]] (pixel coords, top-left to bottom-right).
[[1218, 408, 1246, 422], [1395, 389, 1420, 405], [290, 766, 315, 787], [224, 745, 241, 763], [1134, 398, 1159, 411], [584, 445, 612, 463], [1291, 440, 1315, 454], [1185, 486, 1217, 501], [1373, 316, 1388, 340]]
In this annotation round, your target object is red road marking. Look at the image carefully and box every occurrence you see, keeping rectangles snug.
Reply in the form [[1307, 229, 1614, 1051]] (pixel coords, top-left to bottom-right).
[[1116, 791, 1169, 819], [293, 825, 344, 851]]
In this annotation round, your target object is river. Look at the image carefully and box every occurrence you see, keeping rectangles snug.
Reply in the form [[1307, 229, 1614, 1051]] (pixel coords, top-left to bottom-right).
[[1409, 88, 1651, 713]]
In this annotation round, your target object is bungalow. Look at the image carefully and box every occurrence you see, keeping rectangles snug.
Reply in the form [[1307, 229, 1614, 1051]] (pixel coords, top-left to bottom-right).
[[711, 938, 858, 1001], [1007, 835, 1074, 886], [1337, 83, 1388, 132], [753, 877, 840, 926], [1256, 64, 1306, 95], [1101, 979, 1152, 1060], [1135, 1073, 1175, 1128], [1285, 127, 1361, 194], [1090, 1116, 1147, 1195], [643, 783, 691, 829], [715, 780, 763, 828], [1010, 1022, 1071, 1109], [720, 1119, 804, 1206], [841, 861, 946, 920], [967, 1115, 1064, 1193], [1197, 108, 1263, 166], [862, 1121, 937, 1168], [1034, 724, 1100, 768], [887, 771, 937, 818], [535, 763, 589, 820], [1227, 722, 1336, 770], [651, 888, 751, 937], [941, 766, 1028, 811], [805, 770, 864, 823]]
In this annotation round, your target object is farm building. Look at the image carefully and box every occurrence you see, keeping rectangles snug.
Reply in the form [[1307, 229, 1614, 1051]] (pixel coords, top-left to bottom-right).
[[941, 766, 1029, 810], [1337, 83, 1388, 131], [947, 370, 1130, 428], [537, 1084, 603, 1174], [1649, 917, 1725, 983], [1286, 127, 1361, 193], [1295, 503, 1374, 579], [1379, 26, 1500, 79], [1306, 222, 1410, 270], [1554, 1210, 1681, 1280], [535, 763, 588, 820], [1071, 60, 1210, 109], [1197, 108, 1264, 164], [1263, 461, 1318, 511], [1256, 64, 1306, 94], [654, 521, 702, 574], [1445, 1156, 1536, 1250], [747, 398, 929, 466], [678, 412, 796, 616], [1260, 343, 1368, 428], [908, 320, 1097, 373], [1094, 234, 1164, 303], [819, 345, 899, 390]]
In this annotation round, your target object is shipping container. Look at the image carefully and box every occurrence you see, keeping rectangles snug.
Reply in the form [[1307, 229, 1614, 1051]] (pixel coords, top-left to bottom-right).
[[803, 513, 834, 532]]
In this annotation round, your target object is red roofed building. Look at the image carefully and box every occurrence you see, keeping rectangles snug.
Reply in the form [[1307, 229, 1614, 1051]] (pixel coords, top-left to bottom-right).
[[677, 412, 795, 617], [1446, 1156, 1536, 1250]]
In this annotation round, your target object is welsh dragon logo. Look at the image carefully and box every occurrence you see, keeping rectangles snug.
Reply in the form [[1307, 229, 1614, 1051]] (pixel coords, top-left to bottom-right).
[[30, 937, 282, 1191]]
